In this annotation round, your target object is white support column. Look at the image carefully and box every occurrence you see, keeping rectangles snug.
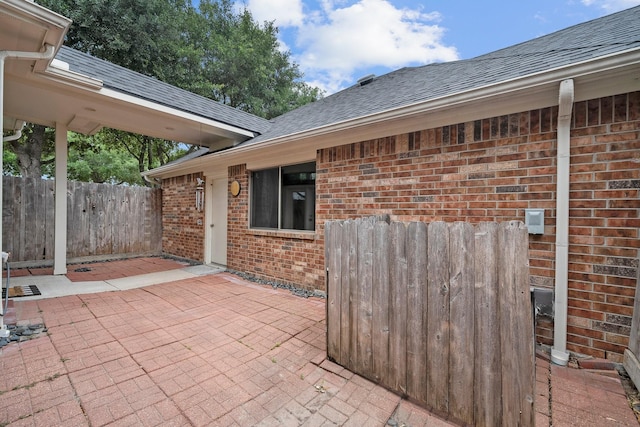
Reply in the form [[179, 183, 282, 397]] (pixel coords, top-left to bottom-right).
[[53, 123, 68, 275]]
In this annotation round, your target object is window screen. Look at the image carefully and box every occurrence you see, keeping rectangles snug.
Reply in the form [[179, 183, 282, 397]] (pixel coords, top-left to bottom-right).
[[250, 162, 315, 231]]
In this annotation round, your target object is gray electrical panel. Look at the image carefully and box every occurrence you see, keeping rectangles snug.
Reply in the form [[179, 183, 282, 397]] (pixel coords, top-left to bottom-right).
[[525, 208, 545, 234]]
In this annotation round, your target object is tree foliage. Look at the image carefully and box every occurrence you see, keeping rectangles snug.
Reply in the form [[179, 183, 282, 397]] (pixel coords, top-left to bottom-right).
[[194, 0, 322, 118], [63, 131, 187, 186], [4, 0, 321, 184]]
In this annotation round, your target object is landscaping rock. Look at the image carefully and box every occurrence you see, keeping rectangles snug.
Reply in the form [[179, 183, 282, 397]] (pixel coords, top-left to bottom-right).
[[0, 322, 47, 348]]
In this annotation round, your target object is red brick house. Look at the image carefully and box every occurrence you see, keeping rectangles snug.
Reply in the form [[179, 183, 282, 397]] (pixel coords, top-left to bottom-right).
[[144, 7, 640, 364], [3, 0, 635, 365]]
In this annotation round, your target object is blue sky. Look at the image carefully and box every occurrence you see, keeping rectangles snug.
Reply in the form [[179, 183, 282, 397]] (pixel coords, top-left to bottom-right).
[[227, 0, 640, 94]]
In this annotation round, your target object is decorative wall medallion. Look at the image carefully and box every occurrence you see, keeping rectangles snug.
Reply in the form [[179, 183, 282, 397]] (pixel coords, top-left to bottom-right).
[[230, 180, 241, 197]]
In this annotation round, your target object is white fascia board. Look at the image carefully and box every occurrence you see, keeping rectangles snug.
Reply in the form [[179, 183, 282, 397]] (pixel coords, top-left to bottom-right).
[[2, 0, 71, 72], [43, 64, 104, 90], [3, 0, 71, 30], [144, 47, 640, 179], [100, 88, 256, 139]]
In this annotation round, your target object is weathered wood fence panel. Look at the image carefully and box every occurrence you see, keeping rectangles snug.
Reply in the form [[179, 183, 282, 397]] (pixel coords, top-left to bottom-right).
[[325, 217, 535, 427], [623, 262, 640, 396], [2, 177, 162, 263]]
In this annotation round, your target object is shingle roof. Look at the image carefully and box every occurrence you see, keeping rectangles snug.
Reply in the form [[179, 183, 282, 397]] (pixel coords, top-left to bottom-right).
[[55, 46, 272, 135], [244, 5, 640, 146]]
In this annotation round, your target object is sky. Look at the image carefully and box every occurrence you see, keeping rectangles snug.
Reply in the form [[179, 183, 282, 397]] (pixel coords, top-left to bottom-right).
[[228, 0, 640, 94]]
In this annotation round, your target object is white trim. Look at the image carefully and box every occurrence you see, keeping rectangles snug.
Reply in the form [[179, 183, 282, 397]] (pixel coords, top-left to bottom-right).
[[2, 0, 70, 30], [43, 65, 103, 90], [100, 88, 256, 139]]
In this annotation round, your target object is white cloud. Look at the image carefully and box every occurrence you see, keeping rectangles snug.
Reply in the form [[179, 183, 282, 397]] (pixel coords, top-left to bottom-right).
[[533, 12, 548, 23], [581, 0, 640, 12], [296, 0, 458, 93], [246, 0, 304, 27], [244, 0, 458, 94]]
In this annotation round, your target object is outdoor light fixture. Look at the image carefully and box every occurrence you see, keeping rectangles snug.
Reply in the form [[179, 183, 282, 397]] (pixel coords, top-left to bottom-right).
[[195, 178, 205, 211]]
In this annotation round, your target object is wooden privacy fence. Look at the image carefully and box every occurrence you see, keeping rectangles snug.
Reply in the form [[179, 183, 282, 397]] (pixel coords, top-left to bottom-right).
[[2, 177, 162, 263], [325, 216, 535, 427]]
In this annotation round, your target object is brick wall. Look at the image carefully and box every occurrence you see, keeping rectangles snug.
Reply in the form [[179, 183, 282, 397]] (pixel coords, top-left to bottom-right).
[[226, 164, 325, 290], [161, 173, 205, 261], [313, 91, 639, 361]]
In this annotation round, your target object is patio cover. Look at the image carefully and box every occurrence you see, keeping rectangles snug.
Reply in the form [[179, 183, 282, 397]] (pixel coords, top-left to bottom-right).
[[0, 0, 265, 274]]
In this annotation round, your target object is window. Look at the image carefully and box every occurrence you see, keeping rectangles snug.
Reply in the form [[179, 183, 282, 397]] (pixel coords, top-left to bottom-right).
[[250, 162, 316, 231]]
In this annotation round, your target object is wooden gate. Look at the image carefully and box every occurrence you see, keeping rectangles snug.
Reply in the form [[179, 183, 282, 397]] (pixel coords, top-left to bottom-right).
[[325, 216, 535, 426], [2, 177, 162, 262]]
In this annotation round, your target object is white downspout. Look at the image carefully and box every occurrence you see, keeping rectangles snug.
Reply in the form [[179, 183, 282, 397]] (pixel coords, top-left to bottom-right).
[[3, 121, 25, 143], [0, 45, 56, 335], [551, 79, 574, 366]]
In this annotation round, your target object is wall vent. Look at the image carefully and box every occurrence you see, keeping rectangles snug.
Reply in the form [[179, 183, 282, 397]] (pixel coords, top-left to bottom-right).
[[357, 74, 375, 86]]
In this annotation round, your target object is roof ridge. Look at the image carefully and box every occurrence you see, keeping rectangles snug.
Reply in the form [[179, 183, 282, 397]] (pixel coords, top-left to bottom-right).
[[469, 40, 640, 62], [471, 4, 640, 61]]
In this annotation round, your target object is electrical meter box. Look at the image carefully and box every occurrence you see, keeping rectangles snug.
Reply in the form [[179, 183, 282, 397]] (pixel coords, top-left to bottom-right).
[[525, 208, 545, 234]]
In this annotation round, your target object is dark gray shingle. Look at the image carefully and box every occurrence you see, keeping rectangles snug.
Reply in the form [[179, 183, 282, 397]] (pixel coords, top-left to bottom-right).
[[55, 46, 272, 135]]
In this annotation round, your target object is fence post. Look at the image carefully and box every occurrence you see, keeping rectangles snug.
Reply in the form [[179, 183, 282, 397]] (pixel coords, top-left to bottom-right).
[[326, 220, 342, 363], [372, 220, 390, 384], [388, 221, 407, 394]]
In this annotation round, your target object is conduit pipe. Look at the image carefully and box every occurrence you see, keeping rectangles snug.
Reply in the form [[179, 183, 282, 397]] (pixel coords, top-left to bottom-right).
[[0, 44, 56, 334], [551, 79, 574, 366]]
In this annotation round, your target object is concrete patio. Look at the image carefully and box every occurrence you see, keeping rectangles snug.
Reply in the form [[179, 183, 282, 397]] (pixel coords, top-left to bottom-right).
[[0, 258, 637, 426]]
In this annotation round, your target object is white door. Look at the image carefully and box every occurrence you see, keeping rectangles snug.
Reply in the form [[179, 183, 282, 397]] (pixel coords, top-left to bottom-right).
[[208, 178, 228, 265]]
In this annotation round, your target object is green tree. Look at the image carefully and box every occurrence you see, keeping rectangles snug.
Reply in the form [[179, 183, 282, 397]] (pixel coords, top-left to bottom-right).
[[39, 0, 201, 86], [195, 0, 323, 119], [61, 131, 188, 185]]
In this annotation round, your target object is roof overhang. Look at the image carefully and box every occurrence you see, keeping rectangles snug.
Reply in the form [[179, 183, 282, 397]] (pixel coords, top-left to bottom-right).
[[144, 47, 640, 180], [1, 0, 254, 149], [0, 0, 69, 65]]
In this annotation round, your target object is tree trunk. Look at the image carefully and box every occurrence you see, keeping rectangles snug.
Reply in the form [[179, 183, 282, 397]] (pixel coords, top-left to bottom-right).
[[9, 124, 46, 178]]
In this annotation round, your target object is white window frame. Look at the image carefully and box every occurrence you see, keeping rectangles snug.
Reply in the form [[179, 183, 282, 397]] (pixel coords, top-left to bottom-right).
[[249, 161, 316, 232]]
